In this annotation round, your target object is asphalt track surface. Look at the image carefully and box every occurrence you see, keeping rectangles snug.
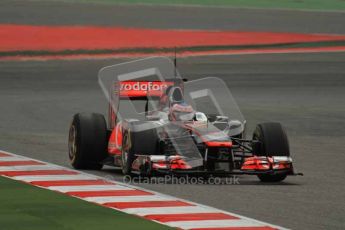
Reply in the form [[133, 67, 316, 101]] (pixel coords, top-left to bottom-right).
[[1, 1, 345, 230], [1, 53, 345, 229], [1, 0, 345, 34]]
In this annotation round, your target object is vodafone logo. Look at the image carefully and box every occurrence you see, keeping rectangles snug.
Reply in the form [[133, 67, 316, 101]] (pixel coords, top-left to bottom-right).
[[120, 81, 171, 92]]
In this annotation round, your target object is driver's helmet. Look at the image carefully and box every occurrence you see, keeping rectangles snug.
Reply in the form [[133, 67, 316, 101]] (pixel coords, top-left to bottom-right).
[[170, 102, 195, 121]]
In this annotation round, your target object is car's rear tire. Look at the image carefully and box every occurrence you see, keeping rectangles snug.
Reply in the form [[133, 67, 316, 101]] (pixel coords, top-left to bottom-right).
[[121, 121, 158, 175], [252, 122, 290, 182], [68, 113, 108, 170]]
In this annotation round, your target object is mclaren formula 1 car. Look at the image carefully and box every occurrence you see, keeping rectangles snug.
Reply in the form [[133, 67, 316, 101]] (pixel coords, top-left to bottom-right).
[[68, 57, 301, 182]]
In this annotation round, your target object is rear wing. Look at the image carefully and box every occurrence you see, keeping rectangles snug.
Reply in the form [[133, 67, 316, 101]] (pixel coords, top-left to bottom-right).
[[98, 57, 185, 127], [108, 80, 177, 128], [115, 81, 176, 99]]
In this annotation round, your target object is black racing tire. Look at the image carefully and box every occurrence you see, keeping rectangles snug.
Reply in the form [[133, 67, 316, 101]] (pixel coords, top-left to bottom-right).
[[68, 113, 108, 170], [121, 121, 158, 175], [257, 173, 287, 183], [252, 122, 290, 182]]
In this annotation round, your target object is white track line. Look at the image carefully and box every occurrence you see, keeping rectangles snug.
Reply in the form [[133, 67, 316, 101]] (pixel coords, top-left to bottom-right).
[[122, 206, 219, 216], [166, 219, 266, 229], [0, 165, 63, 171], [0, 156, 29, 161], [11, 174, 93, 182], [48, 185, 134, 193], [84, 195, 173, 203], [0, 149, 287, 230]]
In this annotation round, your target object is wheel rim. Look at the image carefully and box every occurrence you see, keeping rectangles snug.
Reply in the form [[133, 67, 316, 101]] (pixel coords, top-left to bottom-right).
[[121, 132, 130, 171], [122, 151, 128, 166], [68, 125, 77, 161]]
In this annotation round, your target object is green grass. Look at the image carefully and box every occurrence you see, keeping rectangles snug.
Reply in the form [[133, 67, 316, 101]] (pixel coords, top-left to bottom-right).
[[0, 176, 172, 230], [55, 0, 345, 11]]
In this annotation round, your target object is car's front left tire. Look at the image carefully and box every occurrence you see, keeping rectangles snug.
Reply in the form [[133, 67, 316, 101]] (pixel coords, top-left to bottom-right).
[[121, 121, 158, 175]]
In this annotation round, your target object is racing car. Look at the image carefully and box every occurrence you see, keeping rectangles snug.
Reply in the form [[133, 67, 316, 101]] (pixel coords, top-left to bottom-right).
[[68, 57, 301, 182]]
